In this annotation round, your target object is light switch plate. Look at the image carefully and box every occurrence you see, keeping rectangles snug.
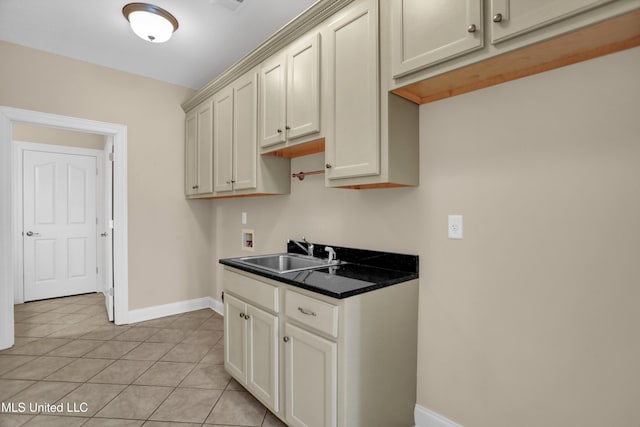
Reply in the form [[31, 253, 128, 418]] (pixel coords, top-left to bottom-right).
[[241, 212, 247, 225], [448, 215, 463, 239]]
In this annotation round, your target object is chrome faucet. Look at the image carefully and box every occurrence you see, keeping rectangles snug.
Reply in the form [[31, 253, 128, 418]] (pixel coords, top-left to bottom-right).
[[302, 237, 314, 256], [289, 237, 314, 257]]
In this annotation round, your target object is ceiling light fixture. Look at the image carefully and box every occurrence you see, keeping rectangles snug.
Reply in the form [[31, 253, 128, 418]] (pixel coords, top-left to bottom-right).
[[122, 3, 179, 43]]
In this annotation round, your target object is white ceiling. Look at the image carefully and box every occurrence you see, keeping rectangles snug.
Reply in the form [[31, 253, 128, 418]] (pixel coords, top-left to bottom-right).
[[0, 0, 318, 90]]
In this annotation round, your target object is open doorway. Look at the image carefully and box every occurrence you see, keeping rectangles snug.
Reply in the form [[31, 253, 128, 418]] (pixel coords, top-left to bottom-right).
[[0, 107, 129, 350]]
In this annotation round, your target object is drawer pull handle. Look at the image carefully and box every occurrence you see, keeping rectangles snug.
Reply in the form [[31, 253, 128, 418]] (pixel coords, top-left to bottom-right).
[[283, 336, 290, 343], [298, 307, 317, 317]]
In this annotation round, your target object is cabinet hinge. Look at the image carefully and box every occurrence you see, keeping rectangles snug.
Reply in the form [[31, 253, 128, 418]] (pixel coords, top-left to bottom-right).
[[96, 267, 99, 275], [109, 152, 115, 162]]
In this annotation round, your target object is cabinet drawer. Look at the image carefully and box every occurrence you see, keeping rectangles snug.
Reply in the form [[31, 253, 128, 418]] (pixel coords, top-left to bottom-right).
[[285, 291, 338, 338], [224, 269, 279, 312]]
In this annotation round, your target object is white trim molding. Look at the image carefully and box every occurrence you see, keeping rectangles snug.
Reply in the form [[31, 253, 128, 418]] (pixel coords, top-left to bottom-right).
[[415, 405, 463, 427], [182, 0, 355, 111], [128, 297, 224, 324], [0, 106, 129, 349]]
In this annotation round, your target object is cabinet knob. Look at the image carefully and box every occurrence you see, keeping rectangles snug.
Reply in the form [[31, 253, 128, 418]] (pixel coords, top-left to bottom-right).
[[283, 336, 290, 343], [467, 24, 477, 33], [325, 163, 332, 169], [244, 314, 250, 320], [493, 13, 503, 23], [277, 129, 283, 133], [192, 185, 199, 189], [239, 313, 245, 319], [285, 125, 291, 130]]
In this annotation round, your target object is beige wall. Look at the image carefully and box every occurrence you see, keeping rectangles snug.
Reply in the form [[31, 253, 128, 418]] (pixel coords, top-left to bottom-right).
[[0, 41, 215, 310], [2, 37, 638, 426], [13, 123, 105, 149], [213, 47, 640, 426]]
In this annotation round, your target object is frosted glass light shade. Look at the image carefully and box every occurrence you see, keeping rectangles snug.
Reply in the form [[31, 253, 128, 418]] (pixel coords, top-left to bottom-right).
[[123, 3, 178, 43]]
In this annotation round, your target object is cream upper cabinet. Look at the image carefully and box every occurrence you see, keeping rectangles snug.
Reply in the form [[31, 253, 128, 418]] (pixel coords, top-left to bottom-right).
[[391, 0, 483, 78], [184, 100, 213, 196], [260, 55, 287, 147], [490, 0, 616, 43], [207, 67, 290, 199], [233, 72, 259, 191], [213, 86, 234, 193], [260, 33, 321, 150], [184, 110, 198, 196], [213, 70, 265, 195], [326, 0, 380, 180], [284, 322, 337, 427]]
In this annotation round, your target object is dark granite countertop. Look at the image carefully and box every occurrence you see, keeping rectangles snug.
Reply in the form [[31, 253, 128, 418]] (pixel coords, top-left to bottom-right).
[[219, 242, 419, 299]]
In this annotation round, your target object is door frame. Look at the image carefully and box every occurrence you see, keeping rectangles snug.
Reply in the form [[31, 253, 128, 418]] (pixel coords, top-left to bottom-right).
[[13, 142, 105, 304], [0, 106, 129, 349]]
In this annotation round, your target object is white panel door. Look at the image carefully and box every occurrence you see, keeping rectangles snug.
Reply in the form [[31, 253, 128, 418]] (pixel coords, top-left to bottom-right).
[[23, 150, 97, 301], [103, 140, 114, 321]]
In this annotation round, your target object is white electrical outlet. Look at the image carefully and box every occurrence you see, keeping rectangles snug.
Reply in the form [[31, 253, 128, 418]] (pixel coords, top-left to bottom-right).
[[448, 215, 463, 239]]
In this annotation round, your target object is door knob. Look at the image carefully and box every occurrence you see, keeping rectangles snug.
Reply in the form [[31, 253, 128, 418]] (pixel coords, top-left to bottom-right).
[[25, 231, 39, 237]]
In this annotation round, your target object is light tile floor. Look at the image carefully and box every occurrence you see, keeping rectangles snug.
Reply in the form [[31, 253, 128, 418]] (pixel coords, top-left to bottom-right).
[[0, 293, 286, 427]]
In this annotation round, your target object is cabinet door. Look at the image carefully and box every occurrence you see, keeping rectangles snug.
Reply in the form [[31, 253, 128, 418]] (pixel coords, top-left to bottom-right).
[[491, 0, 615, 43], [185, 111, 198, 196], [260, 54, 287, 148], [284, 323, 337, 427], [391, 0, 483, 78], [213, 87, 234, 193], [246, 304, 279, 411], [326, 0, 380, 180], [225, 294, 247, 382], [196, 102, 213, 194], [233, 72, 258, 191], [286, 33, 321, 140]]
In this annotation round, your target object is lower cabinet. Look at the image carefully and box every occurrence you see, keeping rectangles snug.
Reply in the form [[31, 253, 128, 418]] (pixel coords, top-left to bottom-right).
[[284, 323, 337, 427], [223, 267, 419, 427], [224, 293, 279, 411]]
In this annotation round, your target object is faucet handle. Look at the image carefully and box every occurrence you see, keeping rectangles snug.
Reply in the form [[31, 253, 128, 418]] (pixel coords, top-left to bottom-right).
[[325, 246, 336, 262]]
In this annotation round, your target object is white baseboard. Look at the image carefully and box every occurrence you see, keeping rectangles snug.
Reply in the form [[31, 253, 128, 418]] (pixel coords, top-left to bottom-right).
[[415, 405, 462, 427], [210, 297, 224, 316], [128, 296, 224, 324]]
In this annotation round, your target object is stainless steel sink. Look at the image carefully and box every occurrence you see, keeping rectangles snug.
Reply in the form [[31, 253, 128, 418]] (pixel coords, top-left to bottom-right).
[[236, 253, 341, 274]]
